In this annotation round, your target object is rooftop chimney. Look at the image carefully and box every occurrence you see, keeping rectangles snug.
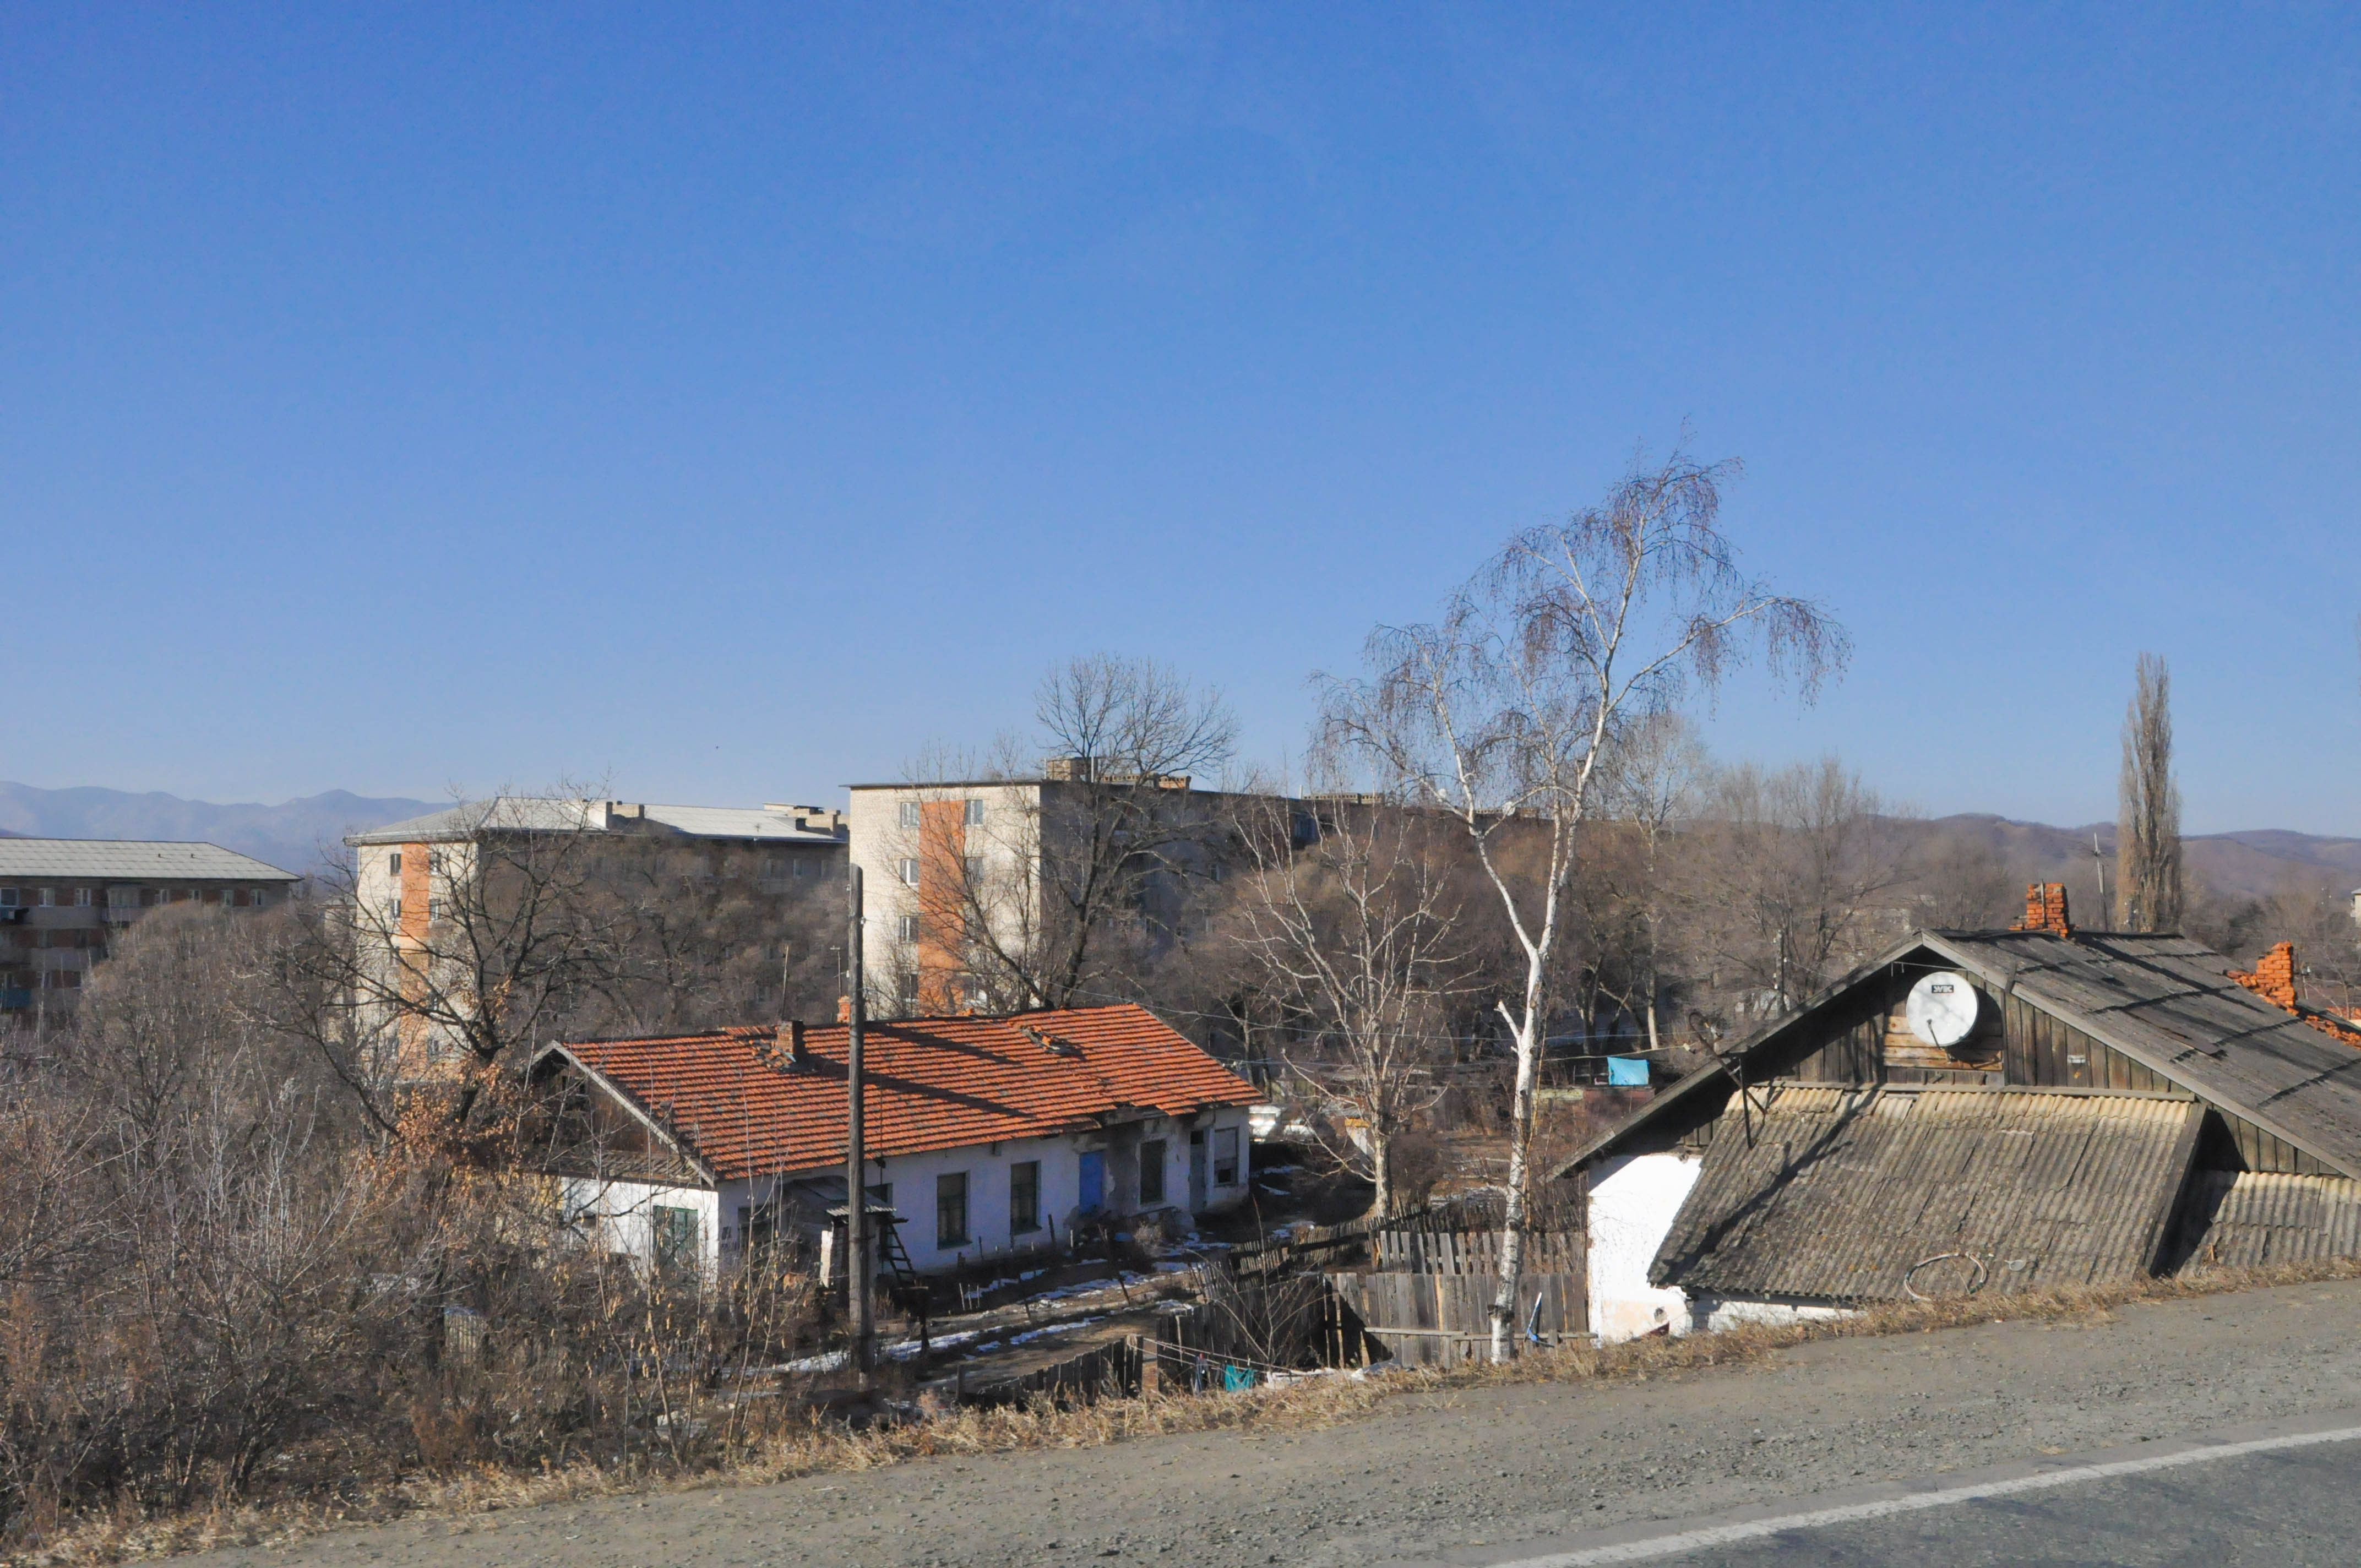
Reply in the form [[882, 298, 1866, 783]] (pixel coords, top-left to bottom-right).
[[2012, 882, 2071, 935], [2230, 941, 2301, 1012], [775, 1018, 810, 1070]]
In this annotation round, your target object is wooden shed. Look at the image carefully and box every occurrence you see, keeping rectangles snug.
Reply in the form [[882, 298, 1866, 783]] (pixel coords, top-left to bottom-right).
[[1556, 890, 2361, 1341]]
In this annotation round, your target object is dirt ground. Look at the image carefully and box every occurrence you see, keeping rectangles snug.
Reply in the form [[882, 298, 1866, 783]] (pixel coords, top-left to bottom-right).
[[174, 1277, 2361, 1568]]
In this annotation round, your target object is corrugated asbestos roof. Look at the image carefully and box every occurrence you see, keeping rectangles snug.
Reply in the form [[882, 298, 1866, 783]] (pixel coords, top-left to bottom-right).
[[1926, 930, 2361, 1175], [0, 839, 299, 880], [1560, 927, 2361, 1182], [537, 1003, 1259, 1182], [2175, 1170, 2361, 1270], [1649, 1084, 2200, 1302]]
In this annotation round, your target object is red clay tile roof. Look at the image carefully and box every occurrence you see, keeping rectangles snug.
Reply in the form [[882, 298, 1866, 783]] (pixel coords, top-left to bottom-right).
[[540, 1004, 1259, 1182]]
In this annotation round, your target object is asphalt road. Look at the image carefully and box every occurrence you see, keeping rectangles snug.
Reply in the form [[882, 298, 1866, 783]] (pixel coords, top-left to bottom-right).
[[1383, 1414, 2361, 1567], [175, 1278, 2361, 1568]]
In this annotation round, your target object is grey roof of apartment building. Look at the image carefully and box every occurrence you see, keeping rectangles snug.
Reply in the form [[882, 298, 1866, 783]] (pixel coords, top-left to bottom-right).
[[345, 799, 844, 847], [0, 839, 300, 880]]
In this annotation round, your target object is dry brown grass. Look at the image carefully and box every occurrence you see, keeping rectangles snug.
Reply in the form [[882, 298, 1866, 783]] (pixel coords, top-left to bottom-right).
[[25, 1255, 2361, 1567]]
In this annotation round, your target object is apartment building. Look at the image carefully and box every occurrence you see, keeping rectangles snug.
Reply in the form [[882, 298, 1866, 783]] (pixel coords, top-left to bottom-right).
[[344, 798, 849, 1074], [847, 762, 1296, 1017], [0, 839, 301, 1022]]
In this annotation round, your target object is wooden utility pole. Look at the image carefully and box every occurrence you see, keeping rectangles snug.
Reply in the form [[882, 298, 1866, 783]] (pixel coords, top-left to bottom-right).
[[846, 864, 872, 1377]]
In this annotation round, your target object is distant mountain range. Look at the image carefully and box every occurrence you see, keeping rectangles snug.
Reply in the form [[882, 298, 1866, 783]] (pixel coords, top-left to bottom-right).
[[0, 783, 436, 875], [1922, 815, 2361, 905]]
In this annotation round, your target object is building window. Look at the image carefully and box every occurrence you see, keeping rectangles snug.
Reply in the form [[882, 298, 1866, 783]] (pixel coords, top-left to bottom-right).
[[1009, 1160, 1040, 1233], [899, 801, 922, 830], [74, 888, 91, 908], [961, 855, 980, 885], [1139, 1140, 1167, 1206], [897, 971, 918, 1009], [106, 888, 136, 908], [218, 889, 233, 907], [428, 851, 445, 874], [963, 798, 984, 825], [899, 858, 920, 888], [1212, 1126, 1240, 1186], [792, 858, 809, 878], [388, 898, 402, 923], [428, 897, 447, 920], [935, 1172, 969, 1249], [652, 1206, 701, 1277], [389, 852, 401, 874], [36, 889, 53, 908], [897, 914, 920, 944], [0, 890, 15, 908]]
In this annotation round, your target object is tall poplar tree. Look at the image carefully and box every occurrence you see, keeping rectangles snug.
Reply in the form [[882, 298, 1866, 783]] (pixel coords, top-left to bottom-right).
[[2116, 652, 2184, 932]]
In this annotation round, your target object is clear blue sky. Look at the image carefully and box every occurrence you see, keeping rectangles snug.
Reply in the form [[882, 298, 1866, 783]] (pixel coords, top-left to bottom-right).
[[6, 4, 2357, 832]]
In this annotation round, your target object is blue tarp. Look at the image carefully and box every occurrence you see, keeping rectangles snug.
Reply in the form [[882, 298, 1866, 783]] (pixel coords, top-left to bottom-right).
[[1606, 1055, 1652, 1087]]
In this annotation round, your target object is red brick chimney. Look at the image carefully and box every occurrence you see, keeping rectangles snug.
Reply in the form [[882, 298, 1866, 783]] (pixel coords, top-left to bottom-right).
[[2012, 883, 2071, 935], [774, 1017, 810, 1070], [837, 994, 852, 1025], [2230, 941, 2300, 1011]]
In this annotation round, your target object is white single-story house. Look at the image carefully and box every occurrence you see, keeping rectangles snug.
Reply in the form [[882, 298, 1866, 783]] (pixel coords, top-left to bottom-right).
[[529, 1002, 1261, 1279]]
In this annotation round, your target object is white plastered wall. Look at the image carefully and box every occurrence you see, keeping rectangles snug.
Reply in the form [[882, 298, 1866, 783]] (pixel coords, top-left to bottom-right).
[[563, 1177, 722, 1277], [1685, 1294, 1855, 1334], [1586, 1151, 1703, 1343]]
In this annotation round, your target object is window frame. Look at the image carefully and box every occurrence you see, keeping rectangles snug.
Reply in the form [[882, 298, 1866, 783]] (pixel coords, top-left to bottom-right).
[[898, 800, 922, 830], [1138, 1139, 1167, 1205], [935, 1171, 970, 1250], [1009, 1159, 1041, 1233], [1212, 1126, 1241, 1186]]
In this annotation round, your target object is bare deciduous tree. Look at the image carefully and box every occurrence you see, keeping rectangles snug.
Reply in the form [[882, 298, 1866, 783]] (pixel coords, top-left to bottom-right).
[[1226, 777, 1472, 1217], [894, 656, 1237, 1015], [2117, 652, 2184, 932], [1689, 756, 1914, 1018], [1324, 448, 1846, 1360]]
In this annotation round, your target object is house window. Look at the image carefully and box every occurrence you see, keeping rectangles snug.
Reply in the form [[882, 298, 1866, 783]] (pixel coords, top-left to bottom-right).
[[899, 858, 920, 888], [1139, 1140, 1167, 1205], [217, 889, 233, 907], [963, 798, 984, 826], [652, 1206, 701, 1277], [935, 1172, 970, 1249], [897, 971, 919, 1009], [74, 889, 92, 908], [36, 889, 53, 907], [899, 801, 922, 830], [106, 888, 136, 908], [388, 898, 402, 922], [792, 858, 808, 878], [0, 890, 15, 907], [389, 852, 401, 874], [428, 897, 447, 920], [961, 855, 980, 885], [897, 914, 920, 944], [428, 851, 445, 874], [1009, 1160, 1041, 1233], [1212, 1127, 1240, 1186]]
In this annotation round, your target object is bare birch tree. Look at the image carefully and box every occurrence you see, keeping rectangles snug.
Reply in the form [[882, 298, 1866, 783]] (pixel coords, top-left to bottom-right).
[[1323, 449, 1845, 1360], [1226, 780, 1472, 1216], [2117, 652, 2184, 932]]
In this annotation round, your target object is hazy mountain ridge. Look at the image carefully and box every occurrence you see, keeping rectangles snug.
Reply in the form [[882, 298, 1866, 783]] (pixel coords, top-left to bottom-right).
[[1921, 814, 2361, 905], [0, 783, 437, 875]]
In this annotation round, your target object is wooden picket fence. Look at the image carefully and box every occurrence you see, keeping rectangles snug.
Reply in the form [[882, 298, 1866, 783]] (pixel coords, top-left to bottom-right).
[[1328, 1271, 1585, 1368], [1374, 1229, 1584, 1276]]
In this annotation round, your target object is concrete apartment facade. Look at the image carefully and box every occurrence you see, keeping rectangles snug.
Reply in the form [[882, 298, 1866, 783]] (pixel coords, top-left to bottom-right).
[[0, 839, 301, 1023], [846, 765, 1255, 1017], [345, 798, 849, 1075]]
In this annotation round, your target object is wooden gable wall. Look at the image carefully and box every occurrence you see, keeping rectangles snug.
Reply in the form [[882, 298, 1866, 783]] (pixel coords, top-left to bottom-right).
[[1755, 956, 2331, 1175]]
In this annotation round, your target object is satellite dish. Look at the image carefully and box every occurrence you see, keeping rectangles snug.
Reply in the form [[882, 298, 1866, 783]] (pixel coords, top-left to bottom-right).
[[1907, 971, 1981, 1047]]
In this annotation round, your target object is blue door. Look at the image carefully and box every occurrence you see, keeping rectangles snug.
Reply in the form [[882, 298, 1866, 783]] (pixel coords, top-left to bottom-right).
[[1078, 1151, 1105, 1213]]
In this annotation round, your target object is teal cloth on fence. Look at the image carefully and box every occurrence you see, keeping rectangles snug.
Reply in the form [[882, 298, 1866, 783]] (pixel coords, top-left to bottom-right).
[[1607, 1055, 1651, 1086], [1222, 1363, 1255, 1391]]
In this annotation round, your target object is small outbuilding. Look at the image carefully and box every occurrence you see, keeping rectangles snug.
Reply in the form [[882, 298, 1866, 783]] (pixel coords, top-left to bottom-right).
[[529, 1003, 1261, 1279], [1559, 886, 2361, 1341]]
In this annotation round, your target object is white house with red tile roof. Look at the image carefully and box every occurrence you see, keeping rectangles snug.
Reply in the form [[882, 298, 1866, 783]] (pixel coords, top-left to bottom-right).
[[529, 1003, 1259, 1278]]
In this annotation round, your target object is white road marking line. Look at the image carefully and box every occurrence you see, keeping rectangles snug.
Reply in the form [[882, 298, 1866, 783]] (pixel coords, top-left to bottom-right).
[[1477, 1423, 2361, 1566]]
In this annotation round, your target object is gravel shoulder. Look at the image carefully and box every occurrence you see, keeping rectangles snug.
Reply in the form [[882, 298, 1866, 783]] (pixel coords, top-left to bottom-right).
[[177, 1277, 2361, 1568]]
